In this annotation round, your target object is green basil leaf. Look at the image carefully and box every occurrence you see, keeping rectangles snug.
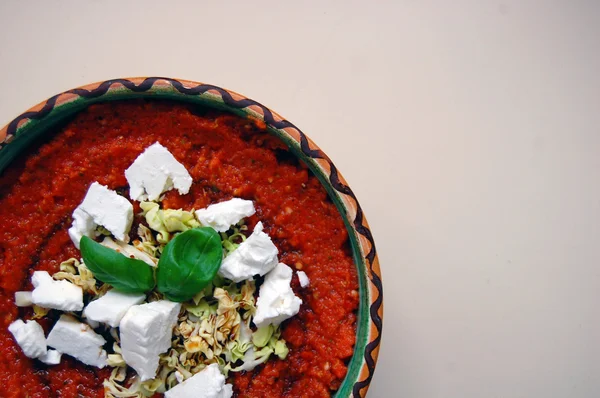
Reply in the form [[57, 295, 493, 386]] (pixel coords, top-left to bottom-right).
[[80, 236, 155, 293], [156, 227, 223, 302]]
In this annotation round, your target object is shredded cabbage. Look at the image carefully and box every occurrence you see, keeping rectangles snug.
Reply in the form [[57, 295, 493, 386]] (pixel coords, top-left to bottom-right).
[[107, 353, 126, 367], [52, 257, 100, 294], [104, 366, 145, 398], [162, 209, 200, 233], [139, 202, 199, 245], [220, 223, 248, 256], [96, 225, 112, 237], [133, 224, 159, 257], [252, 324, 274, 348], [31, 305, 49, 319]]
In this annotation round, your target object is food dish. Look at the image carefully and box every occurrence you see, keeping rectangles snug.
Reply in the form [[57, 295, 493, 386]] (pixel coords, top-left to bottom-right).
[[0, 78, 383, 397]]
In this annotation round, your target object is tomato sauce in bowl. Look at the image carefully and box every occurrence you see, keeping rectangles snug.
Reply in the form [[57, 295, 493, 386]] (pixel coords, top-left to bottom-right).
[[0, 100, 359, 397]]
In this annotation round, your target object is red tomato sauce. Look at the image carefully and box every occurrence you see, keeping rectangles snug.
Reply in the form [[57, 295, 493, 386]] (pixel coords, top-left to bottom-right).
[[0, 101, 358, 397]]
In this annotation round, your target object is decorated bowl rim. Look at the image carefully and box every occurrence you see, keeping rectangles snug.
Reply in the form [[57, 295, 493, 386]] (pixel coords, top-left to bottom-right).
[[0, 77, 383, 398]]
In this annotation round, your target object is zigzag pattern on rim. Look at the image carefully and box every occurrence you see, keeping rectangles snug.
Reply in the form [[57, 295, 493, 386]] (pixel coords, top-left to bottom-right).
[[2, 78, 303, 145], [0, 77, 383, 397], [298, 140, 383, 397]]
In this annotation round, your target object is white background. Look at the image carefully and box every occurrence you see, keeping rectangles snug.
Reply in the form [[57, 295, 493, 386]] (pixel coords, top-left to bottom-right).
[[1, 1, 599, 397]]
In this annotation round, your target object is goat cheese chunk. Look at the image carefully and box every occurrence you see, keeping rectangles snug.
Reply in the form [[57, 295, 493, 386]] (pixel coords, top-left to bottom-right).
[[218, 222, 278, 282], [68, 182, 134, 248], [84, 289, 146, 328], [8, 319, 47, 359], [253, 263, 302, 328], [100, 236, 157, 266], [31, 271, 83, 311], [46, 315, 107, 368], [68, 208, 96, 249], [165, 363, 233, 398], [39, 349, 62, 365], [195, 198, 255, 232], [297, 271, 310, 288], [14, 291, 33, 307], [120, 300, 181, 381], [125, 142, 193, 202]]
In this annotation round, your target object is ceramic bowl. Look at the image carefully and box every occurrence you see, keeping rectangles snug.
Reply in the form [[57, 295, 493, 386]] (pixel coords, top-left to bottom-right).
[[0, 77, 383, 397]]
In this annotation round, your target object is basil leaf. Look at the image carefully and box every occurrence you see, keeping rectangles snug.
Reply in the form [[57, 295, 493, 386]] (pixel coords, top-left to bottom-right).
[[80, 236, 155, 293], [156, 227, 223, 302]]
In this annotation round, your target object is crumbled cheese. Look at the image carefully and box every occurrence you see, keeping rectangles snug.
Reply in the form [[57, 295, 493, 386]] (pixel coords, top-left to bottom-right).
[[100, 236, 157, 266], [39, 349, 62, 365], [68, 208, 97, 249], [195, 198, 255, 232], [253, 263, 302, 328], [31, 271, 83, 311], [46, 314, 107, 368], [218, 222, 278, 282], [8, 319, 47, 359], [165, 363, 233, 398], [125, 142, 193, 201], [297, 271, 310, 288], [68, 182, 133, 248], [119, 300, 181, 381], [83, 289, 146, 328], [14, 291, 33, 307]]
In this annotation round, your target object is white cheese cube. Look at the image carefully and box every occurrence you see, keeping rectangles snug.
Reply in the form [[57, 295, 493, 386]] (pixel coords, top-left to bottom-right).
[[31, 270, 52, 288], [46, 314, 107, 368], [14, 291, 33, 307], [68, 182, 134, 248], [8, 319, 47, 359], [84, 289, 146, 328], [68, 207, 97, 249], [218, 222, 278, 282], [120, 300, 181, 381], [297, 271, 310, 288], [253, 263, 302, 328], [165, 363, 233, 398], [39, 349, 62, 365], [100, 236, 157, 266], [125, 142, 193, 201], [31, 271, 83, 311], [195, 198, 255, 232]]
